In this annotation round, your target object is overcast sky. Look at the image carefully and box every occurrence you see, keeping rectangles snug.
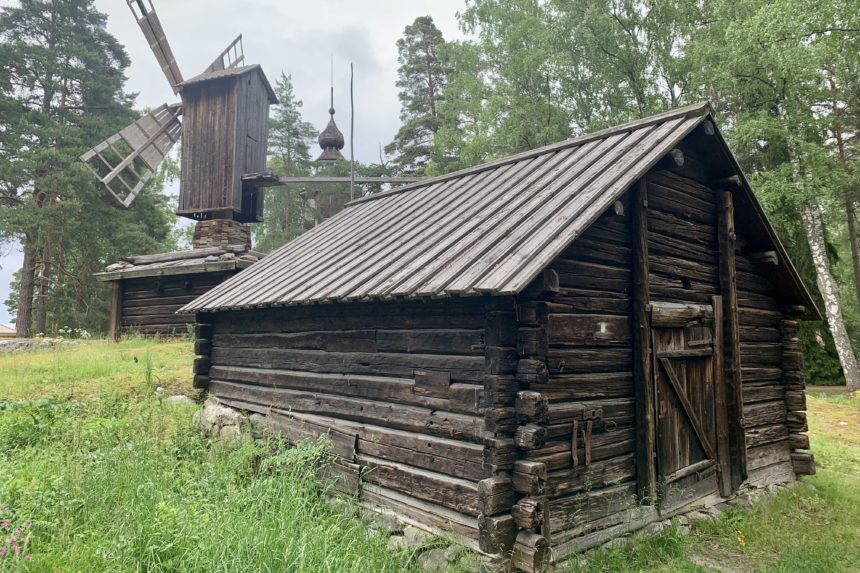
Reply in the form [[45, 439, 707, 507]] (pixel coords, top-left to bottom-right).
[[0, 0, 468, 326]]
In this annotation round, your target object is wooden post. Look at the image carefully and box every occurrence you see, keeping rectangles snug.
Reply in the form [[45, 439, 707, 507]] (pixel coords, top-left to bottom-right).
[[632, 178, 657, 501], [109, 281, 122, 341], [712, 295, 732, 496], [718, 191, 748, 487]]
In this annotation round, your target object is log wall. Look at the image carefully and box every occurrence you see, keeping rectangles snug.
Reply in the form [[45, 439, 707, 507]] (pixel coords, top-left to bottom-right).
[[119, 271, 237, 336], [202, 297, 519, 551], [510, 200, 637, 571], [506, 168, 812, 570]]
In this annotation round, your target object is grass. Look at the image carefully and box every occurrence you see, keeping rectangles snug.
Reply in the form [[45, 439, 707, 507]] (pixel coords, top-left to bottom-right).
[[2, 340, 860, 572], [0, 338, 192, 401], [0, 340, 417, 572]]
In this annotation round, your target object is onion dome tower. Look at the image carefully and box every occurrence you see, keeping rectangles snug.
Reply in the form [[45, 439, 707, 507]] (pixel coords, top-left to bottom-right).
[[318, 86, 345, 161]]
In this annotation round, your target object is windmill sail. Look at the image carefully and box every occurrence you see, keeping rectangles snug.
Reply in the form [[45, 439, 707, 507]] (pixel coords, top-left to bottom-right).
[[205, 35, 245, 73], [128, 0, 183, 93], [81, 104, 182, 208]]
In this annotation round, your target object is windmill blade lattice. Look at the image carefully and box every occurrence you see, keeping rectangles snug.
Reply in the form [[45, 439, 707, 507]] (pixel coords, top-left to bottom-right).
[[80, 104, 182, 208], [128, 0, 183, 93], [205, 35, 245, 73]]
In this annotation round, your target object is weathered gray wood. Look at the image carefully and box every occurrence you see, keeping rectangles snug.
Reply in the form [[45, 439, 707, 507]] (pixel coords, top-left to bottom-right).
[[787, 411, 808, 433], [261, 408, 492, 480], [719, 191, 747, 487], [209, 380, 489, 442], [109, 281, 122, 341], [746, 441, 791, 471], [711, 295, 732, 496], [478, 513, 517, 554], [650, 301, 713, 327], [788, 433, 810, 450], [121, 247, 226, 265], [104, 260, 250, 280], [485, 310, 519, 346], [515, 424, 547, 450], [211, 346, 485, 383], [415, 370, 451, 398], [477, 476, 515, 516], [207, 365, 481, 415], [512, 531, 550, 573], [785, 390, 807, 412], [517, 359, 548, 385], [358, 454, 480, 516], [657, 357, 716, 459], [512, 497, 544, 530], [744, 400, 788, 427], [516, 391, 549, 424], [361, 484, 480, 542], [192, 374, 210, 390], [523, 268, 560, 298], [547, 314, 630, 347], [512, 461, 547, 494], [193, 356, 210, 375], [486, 346, 519, 376], [654, 147, 685, 171], [518, 327, 548, 358], [547, 483, 637, 535], [546, 348, 633, 374], [632, 177, 656, 501], [791, 452, 816, 475], [545, 453, 636, 498], [746, 424, 789, 448], [194, 338, 211, 356]]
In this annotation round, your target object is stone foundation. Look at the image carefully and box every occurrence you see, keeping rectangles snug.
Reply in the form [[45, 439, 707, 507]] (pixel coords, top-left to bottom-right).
[[192, 219, 251, 250]]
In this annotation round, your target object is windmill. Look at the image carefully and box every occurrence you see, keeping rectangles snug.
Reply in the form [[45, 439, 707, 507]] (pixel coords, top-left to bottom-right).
[[81, 0, 276, 223], [85, 0, 278, 340]]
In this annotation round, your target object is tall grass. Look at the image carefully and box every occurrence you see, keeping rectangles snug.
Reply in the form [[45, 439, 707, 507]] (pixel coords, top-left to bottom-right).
[[0, 395, 414, 572], [0, 339, 192, 402]]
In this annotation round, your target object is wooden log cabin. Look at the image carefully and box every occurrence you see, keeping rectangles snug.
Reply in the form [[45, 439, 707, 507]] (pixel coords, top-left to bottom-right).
[[180, 102, 819, 571], [96, 220, 265, 338]]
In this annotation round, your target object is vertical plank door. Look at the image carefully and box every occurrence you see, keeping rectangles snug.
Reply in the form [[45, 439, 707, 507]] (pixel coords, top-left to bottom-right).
[[651, 301, 721, 512]]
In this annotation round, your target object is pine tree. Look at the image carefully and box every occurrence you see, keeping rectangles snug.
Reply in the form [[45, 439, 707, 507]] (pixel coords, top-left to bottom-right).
[[254, 73, 318, 252], [385, 16, 450, 175], [0, 0, 173, 336]]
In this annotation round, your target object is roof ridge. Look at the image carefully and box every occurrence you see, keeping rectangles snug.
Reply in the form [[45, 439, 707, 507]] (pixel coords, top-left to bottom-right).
[[347, 101, 713, 207]]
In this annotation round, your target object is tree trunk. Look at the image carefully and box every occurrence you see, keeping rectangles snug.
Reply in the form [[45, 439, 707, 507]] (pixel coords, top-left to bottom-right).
[[16, 237, 37, 338], [801, 202, 860, 390], [845, 195, 860, 311], [828, 76, 860, 312], [34, 269, 48, 336]]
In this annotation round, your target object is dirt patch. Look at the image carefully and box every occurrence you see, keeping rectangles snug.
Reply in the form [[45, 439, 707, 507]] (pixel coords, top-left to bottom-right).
[[688, 542, 756, 573], [807, 394, 860, 446]]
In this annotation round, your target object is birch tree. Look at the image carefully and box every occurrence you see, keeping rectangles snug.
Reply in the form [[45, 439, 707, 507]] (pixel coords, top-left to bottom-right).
[[689, 0, 860, 389]]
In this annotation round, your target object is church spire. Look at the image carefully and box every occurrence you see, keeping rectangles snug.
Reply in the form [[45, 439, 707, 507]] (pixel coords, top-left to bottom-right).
[[317, 59, 345, 161]]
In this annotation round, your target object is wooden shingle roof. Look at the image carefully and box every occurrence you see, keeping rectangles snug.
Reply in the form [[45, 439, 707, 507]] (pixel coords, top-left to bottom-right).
[[181, 102, 816, 315], [180, 64, 278, 104]]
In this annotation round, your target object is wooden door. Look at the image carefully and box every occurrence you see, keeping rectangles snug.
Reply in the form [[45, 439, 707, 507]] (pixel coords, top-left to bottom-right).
[[651, 301, 724, 512]]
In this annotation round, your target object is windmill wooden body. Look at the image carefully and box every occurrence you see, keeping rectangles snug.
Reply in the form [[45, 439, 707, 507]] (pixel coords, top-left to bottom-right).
[[84, 0, 276, 338]]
